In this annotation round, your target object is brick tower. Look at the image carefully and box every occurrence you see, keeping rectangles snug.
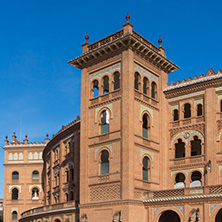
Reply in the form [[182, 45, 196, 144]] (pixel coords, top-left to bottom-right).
[[68, 14, 178, 222]]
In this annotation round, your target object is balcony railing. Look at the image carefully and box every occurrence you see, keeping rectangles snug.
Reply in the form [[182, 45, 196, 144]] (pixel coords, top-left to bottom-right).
[[170, 155, 205, 167], [170, 116, 204, 128]]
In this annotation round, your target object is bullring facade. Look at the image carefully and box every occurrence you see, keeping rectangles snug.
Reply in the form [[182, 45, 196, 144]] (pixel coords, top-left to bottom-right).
[[5, 14, 222, 222]]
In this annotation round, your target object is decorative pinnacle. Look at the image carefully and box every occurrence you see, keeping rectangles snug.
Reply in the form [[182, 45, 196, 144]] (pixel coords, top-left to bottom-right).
[[5, 135, 8, 140], [158, 36, 162, 47], [25, 134, 28, 139], [126, 12, 130, 22], [85, 32, 89, 43], [46, 133, 49, 138], [13, 132, 16, 135]]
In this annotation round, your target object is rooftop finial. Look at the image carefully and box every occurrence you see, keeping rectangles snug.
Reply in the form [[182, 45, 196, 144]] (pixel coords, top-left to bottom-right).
[[126, 12, 130, 22], [5, 135, 8, 140], [85, 32, 89, 43], [158, 36, 162, 47], [46, 133, 49, 138], [13, 132, 16, 135], [25, 134, 28, 139]]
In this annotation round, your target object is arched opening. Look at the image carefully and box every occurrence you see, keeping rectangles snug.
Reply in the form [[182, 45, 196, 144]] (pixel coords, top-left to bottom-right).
[[70, 166, 74, 181], [151, 82, 157, 99], [215, 208, 222, 222], [32, 170, 39, 180], [100, 110, 109, 134], [92, 80, 99, 97], [65, 193, 69, 202], [12, 211, 17, 220], [220, 100, 222, 112], [159, 210, 181, 222], [103, 76, 109, 94], [134, 72, 140, 90], [143, 77, 149, 95], [12, 188, 19, 200], [12, 171, 19, 180], [70, 191, 74, 200], [65, 169, 69, 182], [173, 109, 179, 121], [114, 71, 120, 90], [142, 157, 149, 181], [175, 139, 185, 158], [100, 150, 109, 175], [142, 113, 149, 139], [174, 173, 185, 189], [32, 188, 39, 200], [54, 219, 61, 222], [197, 104, 203, 116], [184, 103, 191, 118], [191, 136, 202, 156], [190, 171, 202, 187]]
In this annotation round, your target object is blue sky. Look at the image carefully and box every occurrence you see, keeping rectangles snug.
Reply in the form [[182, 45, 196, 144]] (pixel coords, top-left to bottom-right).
[[0, 0, 222, 198]]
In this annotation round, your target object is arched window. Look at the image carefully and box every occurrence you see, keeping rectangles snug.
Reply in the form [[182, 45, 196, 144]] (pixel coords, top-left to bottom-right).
[[220, 100, 222, 112], [173, 109, 179, 121], [190, 171, 202, 187], [143, 77, 148, 95], [197, 104, 203, 116], [175, 139, 185, 158], [32, 171, 39, 180], [92, 80, 99, 97], [12, 171, 19, 180], [12, 188, 19, 200], [100, 110, 109, 134], [142, 114, 149, 139], [65, 193, 69, 202], [114, 71, 120, 90], [32, 188, 39, 200], [151, 82, 157, 99], [34, 152, 38, 159], [174, 173, 185, 189], [134, 72, 140, 90], [191, 136, 201, 156], [142, 157, 149, 181], [70, 191, 74, 200], [184, 103, 191, 118], [70, 167, 74, 181], [65, 169, 69, 182], [12, 211, 17, 220], [103, 76, 109, 94], [100, 150, 109, 175]]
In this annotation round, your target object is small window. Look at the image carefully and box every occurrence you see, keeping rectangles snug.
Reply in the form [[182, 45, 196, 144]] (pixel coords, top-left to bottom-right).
[[173, 109, 179, 121], [134, 72, 140, 90], [65, 193, 69, 202], [12, 171, 19, 180], [100, 150, 109, 175], [70, 167, 74, 181], [103, 76, 109, 94], [142, 114, 149, 139], [93, 80, 99, 97], [142, 157, 149, 181], [32, 188, 39, 200], [151, 82, 157, 99], [190, 171, 202, 187], [174, 173, 185, 189], [221, 100, 222, 112], [12, 211, 17, 220], [101, 110, 110, 134], [184, 103, 191, 118], [114, 71, 120, 90], [70, 191, 74, 200], [175, 139, 185, 158], [65, 169, 69, 182], [32, 171, 39, 180], [143, 77, 148, 95], [191, 136, 201, 156], [12, 188, 19, 200], [197, 104, 203, 116]]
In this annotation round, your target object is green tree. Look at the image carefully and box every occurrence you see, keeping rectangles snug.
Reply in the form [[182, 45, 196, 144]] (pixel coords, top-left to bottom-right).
[[0, 215, 3, 222]]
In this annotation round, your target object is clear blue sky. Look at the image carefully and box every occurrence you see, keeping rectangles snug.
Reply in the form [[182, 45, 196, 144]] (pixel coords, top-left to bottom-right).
[[0, 0, 221, 198]]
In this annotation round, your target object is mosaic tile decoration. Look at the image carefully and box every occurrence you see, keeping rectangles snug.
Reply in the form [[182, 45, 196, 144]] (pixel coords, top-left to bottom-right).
[[171, 130, 204, 147], [190, 189, 203, 194], [95, 144, 113, 161], [140, 104, 153, 119], [140, 148, 154, 164], [171, 167, 204, 177], [216, 86, 222, 91], [171, 104, 179, 111], [180, 99, 192, 107], [51, 216, 63, 222], [175, 205, 184, 216], [210, 203, 222, 215], [153, 207, 162, 217], [218, 94, 222, 102], [195, 98, 203, 105], [134, 63, 158, 82], [9, 185, 21, 193], [91, 63, 121, 80], [168, 91, 204, 102], [95, 103, 113, 123]]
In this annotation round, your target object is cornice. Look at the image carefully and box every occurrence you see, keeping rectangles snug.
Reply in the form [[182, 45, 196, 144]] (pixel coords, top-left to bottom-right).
[[68, 34, 178, 73]]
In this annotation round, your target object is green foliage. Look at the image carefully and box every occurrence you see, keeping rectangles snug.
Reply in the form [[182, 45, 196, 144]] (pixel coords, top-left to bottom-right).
[[0, 215, 3, 222]]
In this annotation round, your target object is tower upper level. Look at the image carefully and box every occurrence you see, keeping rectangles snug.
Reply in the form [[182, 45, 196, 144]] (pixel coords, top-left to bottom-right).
[[68, 13, 179, 74]]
